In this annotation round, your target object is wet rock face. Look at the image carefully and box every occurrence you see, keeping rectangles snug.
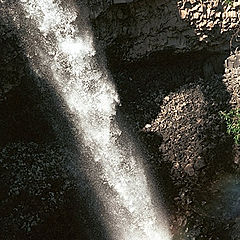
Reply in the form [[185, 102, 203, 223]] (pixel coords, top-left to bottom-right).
[[0, 14, 23, 101], [91, 0, 239, 60], [0, 9, 58, 147], [87, 0, 133, 19], [108, 47, 240, 239], [87, 0, 113, 19]]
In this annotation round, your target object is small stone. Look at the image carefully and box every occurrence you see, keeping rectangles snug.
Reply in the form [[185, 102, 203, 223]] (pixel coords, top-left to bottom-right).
[[184, 163, 195, 176], [165, 96, 170, 102], [145, 124, 152, 129], [179, 9, 188, 19], [199, 34, 208, 41], [193, 12, 199, 20]]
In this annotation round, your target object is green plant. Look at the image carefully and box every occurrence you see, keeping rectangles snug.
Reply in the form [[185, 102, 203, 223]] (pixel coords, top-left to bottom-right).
[[223, 0, 233, 6], [220, 109, 240, 144]]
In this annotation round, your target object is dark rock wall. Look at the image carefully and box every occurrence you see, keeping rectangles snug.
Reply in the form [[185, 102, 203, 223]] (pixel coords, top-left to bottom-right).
[[108, 49, 239, 239], [0, 12, 56, 147], [91, 0, 240, 60], [87, 0, 134, 19]]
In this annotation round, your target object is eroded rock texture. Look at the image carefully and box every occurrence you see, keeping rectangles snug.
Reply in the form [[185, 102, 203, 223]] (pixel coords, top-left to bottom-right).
[[91, 0, 240, 60], [143, 53, 240, 240], [109, 50, 236, 239]]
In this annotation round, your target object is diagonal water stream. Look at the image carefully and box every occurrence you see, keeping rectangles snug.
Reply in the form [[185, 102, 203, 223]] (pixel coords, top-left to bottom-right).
[[10, 0, 172, 239]]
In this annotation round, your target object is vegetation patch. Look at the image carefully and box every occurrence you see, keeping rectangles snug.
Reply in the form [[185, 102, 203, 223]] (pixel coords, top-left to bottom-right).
[[223, 0, 233, 6], [220, 109, 240, 144]]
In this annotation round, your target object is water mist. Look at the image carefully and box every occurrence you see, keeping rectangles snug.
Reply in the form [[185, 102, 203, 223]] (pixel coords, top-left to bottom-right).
[[8, 0, 172, 239]]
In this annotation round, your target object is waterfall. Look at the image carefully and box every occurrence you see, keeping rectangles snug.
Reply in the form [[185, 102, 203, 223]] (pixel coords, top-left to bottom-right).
[[11, 0, 172, 239]]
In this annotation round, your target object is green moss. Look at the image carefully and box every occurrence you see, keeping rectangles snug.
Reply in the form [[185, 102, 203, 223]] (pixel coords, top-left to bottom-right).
[[223, 0, 233, 6], [220, 109, 240, 144]]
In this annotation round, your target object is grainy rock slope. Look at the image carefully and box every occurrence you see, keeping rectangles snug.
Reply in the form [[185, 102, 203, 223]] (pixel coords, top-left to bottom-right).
[[0, 143, 96, 240], [143, 65, 238, 239], [109, 50, 240, 239]]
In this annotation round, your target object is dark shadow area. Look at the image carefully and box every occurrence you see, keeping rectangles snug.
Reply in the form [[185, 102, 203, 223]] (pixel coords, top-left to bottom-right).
[[0, 19, 55, 147], [99, 1, 237, 238], [107, 51, 235, 239], [0, 8, 112, 240], [107, 51, 223, 126]]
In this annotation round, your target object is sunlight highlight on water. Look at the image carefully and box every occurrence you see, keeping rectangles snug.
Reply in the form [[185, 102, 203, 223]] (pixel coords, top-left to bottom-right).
[[17, 0, 172, 239]]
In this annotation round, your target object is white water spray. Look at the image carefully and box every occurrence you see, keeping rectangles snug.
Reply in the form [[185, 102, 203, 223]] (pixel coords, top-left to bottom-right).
[[14, 0, 172, 239]]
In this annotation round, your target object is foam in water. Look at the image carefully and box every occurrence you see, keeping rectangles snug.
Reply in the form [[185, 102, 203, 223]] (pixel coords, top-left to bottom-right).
[[15, 0, 172, 239]]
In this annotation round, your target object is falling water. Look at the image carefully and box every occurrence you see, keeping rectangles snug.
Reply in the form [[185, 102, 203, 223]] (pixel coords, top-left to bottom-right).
[[10, 0, 172, 239]]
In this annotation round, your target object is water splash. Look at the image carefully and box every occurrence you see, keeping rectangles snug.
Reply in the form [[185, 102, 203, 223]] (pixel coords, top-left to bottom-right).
[[15, 0, 172, 239]]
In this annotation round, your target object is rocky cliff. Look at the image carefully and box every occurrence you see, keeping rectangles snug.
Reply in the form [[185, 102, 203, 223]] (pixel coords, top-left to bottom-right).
[[91, 0, 240, 60], [96, 1, 240, 239]]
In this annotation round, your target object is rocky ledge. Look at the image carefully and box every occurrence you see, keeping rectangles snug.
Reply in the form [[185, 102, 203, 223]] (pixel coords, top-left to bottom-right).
[[91, 0, 240, 60]]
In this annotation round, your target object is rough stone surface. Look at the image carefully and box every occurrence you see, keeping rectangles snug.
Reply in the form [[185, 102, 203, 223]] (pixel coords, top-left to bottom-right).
[[0, 142, 93, 240], [109, 46, 240, 239], [138, 51, 240, 239], [224, 50, 240, 108], [87, 0, 113, 19], [91, 0, 240, 60], [87, 0, 134, 19], [0, 13, 23, 101]]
